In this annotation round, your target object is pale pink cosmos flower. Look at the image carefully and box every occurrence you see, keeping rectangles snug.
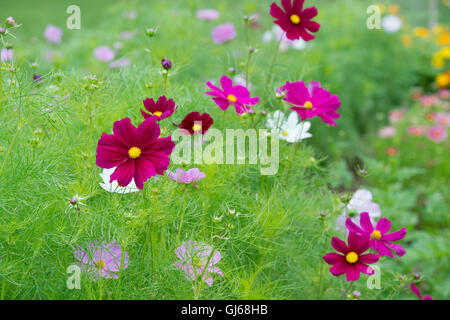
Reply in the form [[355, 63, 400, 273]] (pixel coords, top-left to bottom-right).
[[196, 9, 220, 21], [74, 240, 129, 280], [0, 48, 13, 62], [434, 113, 450, 127], [211, 22, 236, 44], [407, 126, 425, 136], [109, 57, 131, 69], [167, 168, 206, 186], [378, 126, 397, 138], [427, 125, 447, 142], [437, 89, 450, 100], [93, 46, 115, 62], [43, 24, 63, 44], [389, 108, 407, 124], [174, 241, 223, 286], [420, 95, 438, 108]]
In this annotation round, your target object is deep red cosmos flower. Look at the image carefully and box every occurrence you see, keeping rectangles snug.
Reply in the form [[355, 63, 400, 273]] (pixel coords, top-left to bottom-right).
[[96, 117, 175, 189], [283, 81, 341, 126], [179, 112, 214, 135], [323, 233, 380, 281], [205, 75, 259, 115], [141, 96, 178, 121], [346, 212, 407, 258], [270, 0, 320, 41]]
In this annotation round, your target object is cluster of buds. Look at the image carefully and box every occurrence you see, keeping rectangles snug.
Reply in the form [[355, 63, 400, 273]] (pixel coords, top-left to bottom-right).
[[81, 75, 102, 91]]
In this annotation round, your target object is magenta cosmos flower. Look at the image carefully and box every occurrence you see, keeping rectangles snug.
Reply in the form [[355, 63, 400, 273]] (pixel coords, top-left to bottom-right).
[[94, 46, 115, 62], [211, 22, 236, 44], [141, 96, 178, 121], [270, 0, 320, 41], [74, 240, 129, 280], [410, 283, 433, 300], [174, 241, 223, 286], [206, 75, 259, 115], [323, 233, 380, 281], [167, 168, 206, 186], [196, 9, 220, 21], [283, 81, 341, 126], [427, 125, 447, 142], [44, 24, 63, 44], [179, 112, 213, 135], [96, 117, 175, 189], [346, 212, 407, 258]]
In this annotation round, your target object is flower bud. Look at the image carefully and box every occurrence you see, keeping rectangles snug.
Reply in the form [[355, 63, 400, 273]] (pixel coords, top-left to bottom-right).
[[161, 58, 172, 70], [275, 86, 286, 99], [228, 67, 236, 75], [146, 27, 156, 37], [70, 196, 78, 205], [5, 17, 16, 27], [0, 27, 6, 35], [352, 291, 361, 299], [320, 211, 327, 218]]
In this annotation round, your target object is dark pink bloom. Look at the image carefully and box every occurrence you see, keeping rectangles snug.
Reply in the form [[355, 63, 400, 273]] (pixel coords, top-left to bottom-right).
[[410, 283, 433, 300], [427, 125, 447, 142], [283, 81, 341, 126], [270, 0, 320, 41], [141, 96, 178, 121], [96, 118, 175, 189], [346, 212, 407, 258], [179, 112, 213, 135], [205, 75, 259, 115], [323, 233, 380, 281]]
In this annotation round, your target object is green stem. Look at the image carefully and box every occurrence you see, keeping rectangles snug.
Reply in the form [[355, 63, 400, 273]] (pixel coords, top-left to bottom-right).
[[266, 33, 284, 86], [0, 124, 21, 179], [176, 192, 187, 242]]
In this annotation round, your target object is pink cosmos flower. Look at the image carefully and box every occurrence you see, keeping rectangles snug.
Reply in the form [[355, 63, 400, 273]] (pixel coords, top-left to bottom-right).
[[437, 89, 450, 100], [141, 96, 178, 121], [283, 81, 341, 126], [174, 241, 223, 286], [427, 125, 447, 142], [378, 126, 397, 138], [211, 22, 236, 44], [205, 75, 259, 115], [270, 0, 320, 41], [96, 117, 175, 190], [434, 113, 450, 127], [407, 126, 425, 136], [420, 95, 438, 108], [74, 240, 129, 280], [94, 46, 115, 62], [346, 212, 407, 258], [167, 168, 206, 186], [0, 48, 13, 62], [44, 24, 63, 44], [196, 9, 220, 21], [323, 233, 380, 281], [389, 108, 407, 124], [410, 283, 433, 300]]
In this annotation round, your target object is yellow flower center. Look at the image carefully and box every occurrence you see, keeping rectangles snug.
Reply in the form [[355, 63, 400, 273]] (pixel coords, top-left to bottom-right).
[[227, 94, 237, 103], [282, 131, 288, 136], [345, 251, 358, 264], [96, 260, 105, 269], [290, 14, 301, 24], [303, 101, 313, 109], [192, 124, 202, 132], [152, 111, 163, 117], [128, 147, 141, 159], [370, 230, 382, 241]]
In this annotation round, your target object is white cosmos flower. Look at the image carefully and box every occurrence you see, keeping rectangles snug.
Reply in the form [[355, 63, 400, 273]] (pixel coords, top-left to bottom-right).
[[267, 110, 312, 143], [382, 14, 402, 33], [336, 189, 381, 234], [99, 168, 139, 194]]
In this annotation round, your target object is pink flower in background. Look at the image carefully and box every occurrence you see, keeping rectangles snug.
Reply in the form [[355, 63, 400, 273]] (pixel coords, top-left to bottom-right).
[[0, 48, 13, 62], [437, 89, 450, 100], [378, 126, 396, 138], [174, 241, 223, 286], [211, 22, 236, 44], [323, 233, 380, 281], [427, 125, 447, 142], [206, 75, 259, 115], [94, 46, 115, 62], [435, 113, 450, 126], [283, 81, 341, 126], [389, 108, 407, 124], [410, 283, 433, 300], [167, 168, 206, 186], [74, 240, 129, 280], [346, 212, 407, 258], [420, 94, 438, 108], [43, 24, 63, 44], [407, 126, 425, 136], [109, 57, 131, 69], [196, 9, 220, 21]]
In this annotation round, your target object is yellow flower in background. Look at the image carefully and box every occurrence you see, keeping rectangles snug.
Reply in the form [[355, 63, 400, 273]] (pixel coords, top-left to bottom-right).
[[402, 34, 413, 47], [432, 25, 444, 34], [413, 27, 429, 38], [436, 71, 450, 88], [432, 47, 450, 68], [437, 32, 450, 46], [388, 4, 400, 14]]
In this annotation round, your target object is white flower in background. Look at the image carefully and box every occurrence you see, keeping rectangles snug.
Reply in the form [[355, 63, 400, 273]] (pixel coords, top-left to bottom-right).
[[336, 189, 381, 233], [99, 168, 139, 194], [382, 14, 402, 33], [233, 74, 252, 90], [267, 110, 312, 143], [262, 26, 308, 52]]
